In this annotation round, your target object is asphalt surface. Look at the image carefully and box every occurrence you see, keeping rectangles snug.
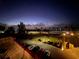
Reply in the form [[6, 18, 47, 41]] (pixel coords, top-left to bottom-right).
[[0, 37, 33, 59], [23, 40, 79, 59], [63, 48, 79, 59], [1, 37, 79, 59]]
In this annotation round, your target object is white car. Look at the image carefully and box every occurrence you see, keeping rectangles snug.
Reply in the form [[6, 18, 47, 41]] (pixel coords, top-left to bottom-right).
[[28, 45, 36, 50], [45, 49, 50, 56]]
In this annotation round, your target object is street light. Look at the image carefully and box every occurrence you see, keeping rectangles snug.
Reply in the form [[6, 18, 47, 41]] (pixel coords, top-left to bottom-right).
[[62, 33, 66, 36], [61, 46, 64, 51], [61, 32, 66, 51], [66, 31, 70, 35], [70, 32, 74, 36]]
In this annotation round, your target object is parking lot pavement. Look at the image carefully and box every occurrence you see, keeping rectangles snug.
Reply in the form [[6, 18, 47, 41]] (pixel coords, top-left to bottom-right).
[[0, 37, 33, 59]]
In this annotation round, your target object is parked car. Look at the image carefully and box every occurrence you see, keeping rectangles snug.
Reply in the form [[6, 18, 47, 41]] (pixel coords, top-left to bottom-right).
[[28, 45, 36, 50]]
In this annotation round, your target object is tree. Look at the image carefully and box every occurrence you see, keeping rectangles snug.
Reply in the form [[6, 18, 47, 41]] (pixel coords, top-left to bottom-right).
[[17, 22, 26, 34], [4, 26, 15, 36], [17, 22, 26, 39], [0, 25, 5, 31]]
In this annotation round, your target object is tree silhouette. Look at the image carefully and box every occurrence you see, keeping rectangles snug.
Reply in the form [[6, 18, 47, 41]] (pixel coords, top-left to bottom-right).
[[0, 25, 5, 31], [17, 22, 26, 39], [4, 26, 15, 36], [18, 22, 26, 34]]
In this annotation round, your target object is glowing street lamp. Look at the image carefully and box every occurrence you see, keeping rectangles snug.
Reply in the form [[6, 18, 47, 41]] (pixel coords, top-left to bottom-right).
[[62, 33, 66, 36], [70, 32, 74, 36], [61, 33, 66, 51], [61, 46, 64, 51], [66, 32, 70, 35]]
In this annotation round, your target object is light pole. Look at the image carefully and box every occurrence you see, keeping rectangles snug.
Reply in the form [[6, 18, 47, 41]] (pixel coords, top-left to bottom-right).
[[61, 33, 66, 51]]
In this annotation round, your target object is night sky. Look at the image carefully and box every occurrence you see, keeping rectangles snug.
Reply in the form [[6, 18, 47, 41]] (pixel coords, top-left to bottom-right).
[[0, 0, 79, 25]]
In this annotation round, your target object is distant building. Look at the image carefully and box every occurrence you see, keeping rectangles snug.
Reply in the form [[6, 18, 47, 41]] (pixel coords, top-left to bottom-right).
[[6, 23, 79, 31]]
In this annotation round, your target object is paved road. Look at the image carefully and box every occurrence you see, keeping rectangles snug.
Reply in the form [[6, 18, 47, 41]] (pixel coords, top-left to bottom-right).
[[1, 37, 79, 59], [63, 48, 79, 59], [23, 40, 79, 59]]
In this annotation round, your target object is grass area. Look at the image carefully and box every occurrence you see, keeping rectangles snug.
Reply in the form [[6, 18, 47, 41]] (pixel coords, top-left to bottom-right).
[[32, 36, 62, 43], [28, 31, 40, 34]]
